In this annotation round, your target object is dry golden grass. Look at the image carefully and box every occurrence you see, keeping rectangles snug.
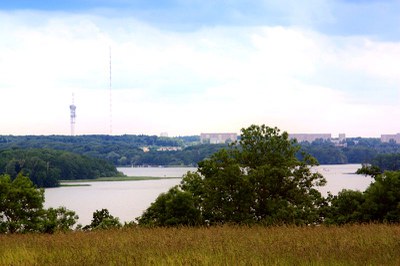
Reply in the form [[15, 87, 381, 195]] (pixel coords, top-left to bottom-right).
[[1, 224, 399, 265]]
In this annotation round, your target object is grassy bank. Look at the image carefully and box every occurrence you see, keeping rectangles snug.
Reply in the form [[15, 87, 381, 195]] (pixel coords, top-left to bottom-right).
[[60, 176, 180, 183], [1, 224, 399, 265]]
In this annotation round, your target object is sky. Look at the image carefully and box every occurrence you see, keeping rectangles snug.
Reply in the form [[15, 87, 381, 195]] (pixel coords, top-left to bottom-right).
[[1, 1, 400, 137]]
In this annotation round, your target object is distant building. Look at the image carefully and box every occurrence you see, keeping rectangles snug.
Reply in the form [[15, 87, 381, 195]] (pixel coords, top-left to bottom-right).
[[289, 133, 331, 143], [200, 133, 238, 144], [381, 133, 400, 143], [338, 133, 346, 142], [332, 133, 347, 147], [289, 133, 347, 147], [157, 147, 182, 151]]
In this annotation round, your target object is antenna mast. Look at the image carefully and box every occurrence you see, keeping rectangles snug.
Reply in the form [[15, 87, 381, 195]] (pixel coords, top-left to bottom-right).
[[109, 46, 112, 135], [69, 93, 76, 136]]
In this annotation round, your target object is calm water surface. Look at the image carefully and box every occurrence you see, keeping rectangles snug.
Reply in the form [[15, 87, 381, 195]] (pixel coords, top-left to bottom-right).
[[44, 165, 373, 226], [121, 167, 197, 177]]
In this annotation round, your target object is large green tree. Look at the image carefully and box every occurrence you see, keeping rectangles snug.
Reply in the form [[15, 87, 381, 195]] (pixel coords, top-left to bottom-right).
[[0, 174, 45, 233], [0, 174, 78, 233], [138, 125, 326, 226]]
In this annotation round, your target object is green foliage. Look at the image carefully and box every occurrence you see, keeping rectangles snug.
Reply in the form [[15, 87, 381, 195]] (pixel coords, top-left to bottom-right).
[[137, 186, 201, 226], [0, 174, 78, 234], [362, 171, 400, 222], [138, 125, 326, 226], [371, 153, 400, 172], [40, 207, 79, 233], [325, 171, 400, 224], [2, 133, 400, 167], [85, 209, 122, 230], [132, 144, 227, 166], [0, 174, 44, 233], [0, 135, 224, 167], [356, 164, 381, 178], [0, 135, 201, 166], [0, 148, 121, 187], [324, 190, 365, 225], [301, 138, 400, 165], [301, 140, 347, 164]]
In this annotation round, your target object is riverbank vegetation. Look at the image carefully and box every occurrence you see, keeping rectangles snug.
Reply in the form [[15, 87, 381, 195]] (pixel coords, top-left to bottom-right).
[[60, 175, 179, 183], [0, 148, 122, 187], [1, 224, 399, 265]]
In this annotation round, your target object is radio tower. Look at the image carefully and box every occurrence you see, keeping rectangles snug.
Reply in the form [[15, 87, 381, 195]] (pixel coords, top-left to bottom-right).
[[109, 46, 112, 135], [69, 94, 76, 136]]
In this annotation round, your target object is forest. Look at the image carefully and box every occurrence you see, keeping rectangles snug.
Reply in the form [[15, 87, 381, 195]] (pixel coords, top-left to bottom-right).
[[0, 134, 209, 166], [1, 134, 400, 167], [0, 148, 121, 187]]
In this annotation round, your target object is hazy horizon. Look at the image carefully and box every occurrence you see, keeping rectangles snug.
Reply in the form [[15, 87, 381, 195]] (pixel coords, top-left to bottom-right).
[[0, 131, 390, 139]]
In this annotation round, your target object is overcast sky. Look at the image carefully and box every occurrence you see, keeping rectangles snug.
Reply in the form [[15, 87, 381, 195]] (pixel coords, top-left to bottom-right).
[[1, 0, 400, 137]]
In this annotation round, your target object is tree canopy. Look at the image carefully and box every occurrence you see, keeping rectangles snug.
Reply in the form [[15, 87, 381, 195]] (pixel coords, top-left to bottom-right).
[[137, 125, 326, 226], [2, 134, 400, 167], [0, 174, 44, 233], [0, 174, 78, 233], [325, 170, 400, 224], [84, 209, 122, 230], [0, 148, 121, 187]]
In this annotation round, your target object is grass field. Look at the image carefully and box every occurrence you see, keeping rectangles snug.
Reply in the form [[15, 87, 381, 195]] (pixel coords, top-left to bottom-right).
[[1, 224, 399, 265]]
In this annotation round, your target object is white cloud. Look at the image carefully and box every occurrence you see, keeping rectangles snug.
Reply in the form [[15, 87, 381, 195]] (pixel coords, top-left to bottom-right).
[[340, 39, 400, 82], [1, 11, 400, 137]]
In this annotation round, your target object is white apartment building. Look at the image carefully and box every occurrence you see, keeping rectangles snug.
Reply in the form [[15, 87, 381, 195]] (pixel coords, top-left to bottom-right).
[[200, 133, 238, 144], [289, 133, 332, 143], [381, 133, 400, 143]]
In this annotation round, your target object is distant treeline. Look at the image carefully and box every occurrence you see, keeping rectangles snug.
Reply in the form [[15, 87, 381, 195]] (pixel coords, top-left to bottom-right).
[[301, 138, 400, 165], [0, 148, 120, 187], [0, 135, 223, 166], [2, 135, 400, 167]]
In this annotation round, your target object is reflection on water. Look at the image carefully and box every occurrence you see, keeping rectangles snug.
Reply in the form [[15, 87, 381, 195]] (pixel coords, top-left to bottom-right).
[[44, 165, 373, 226]]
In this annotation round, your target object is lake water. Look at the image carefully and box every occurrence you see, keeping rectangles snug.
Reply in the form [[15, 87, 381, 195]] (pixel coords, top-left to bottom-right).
[[44, 164, 373, 226], [120, 166, 197, 177]]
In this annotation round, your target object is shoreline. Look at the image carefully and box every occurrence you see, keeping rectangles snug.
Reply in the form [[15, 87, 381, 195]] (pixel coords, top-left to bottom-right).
[[59, 175, 182, 184]]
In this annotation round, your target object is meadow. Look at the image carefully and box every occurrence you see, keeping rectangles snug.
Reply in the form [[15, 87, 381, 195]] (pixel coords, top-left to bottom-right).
[[1, 224, 399, 265]]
